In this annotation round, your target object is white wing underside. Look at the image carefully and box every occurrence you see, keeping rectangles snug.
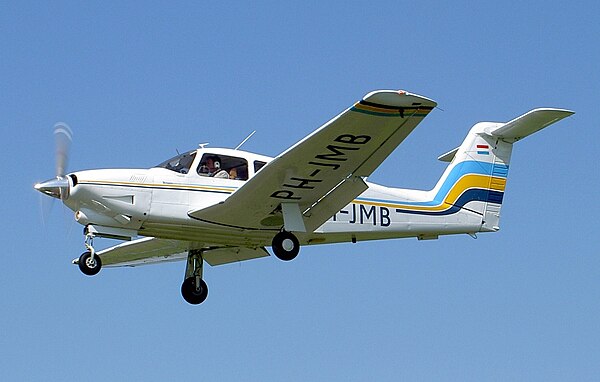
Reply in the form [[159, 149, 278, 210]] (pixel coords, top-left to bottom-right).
[[74, 237, 270, 267]]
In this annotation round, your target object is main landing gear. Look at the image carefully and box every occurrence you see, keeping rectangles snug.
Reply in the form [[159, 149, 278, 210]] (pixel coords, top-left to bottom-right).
[[271, 231, 300, 261], [181, 250, 208, 305], [77, 232, 102, 276]]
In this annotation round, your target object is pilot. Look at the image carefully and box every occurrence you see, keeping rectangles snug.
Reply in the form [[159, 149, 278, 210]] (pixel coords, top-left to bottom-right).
[[205, 155, 229, 178]]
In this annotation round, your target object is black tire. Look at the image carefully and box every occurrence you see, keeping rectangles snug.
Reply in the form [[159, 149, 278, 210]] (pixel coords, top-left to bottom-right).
[[271, 231, 300, 261], [78, 251, 102, 276], [181, 277, 208, 305]]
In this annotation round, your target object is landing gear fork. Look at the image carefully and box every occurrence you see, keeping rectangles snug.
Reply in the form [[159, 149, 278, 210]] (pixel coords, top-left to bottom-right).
[[78, 231, 102, 276], [181, 250, 208, 305]]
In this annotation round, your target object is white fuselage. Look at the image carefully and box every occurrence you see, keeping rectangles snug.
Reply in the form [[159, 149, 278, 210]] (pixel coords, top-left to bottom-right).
[[65, 147, 485, 248]]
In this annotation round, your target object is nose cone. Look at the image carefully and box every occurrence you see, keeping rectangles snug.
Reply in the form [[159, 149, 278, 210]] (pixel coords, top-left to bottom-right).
[[34, 177, 70, 199]]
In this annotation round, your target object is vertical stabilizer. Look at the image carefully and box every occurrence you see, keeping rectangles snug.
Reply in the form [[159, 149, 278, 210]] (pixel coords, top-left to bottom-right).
[[435, 108, 573, 232]]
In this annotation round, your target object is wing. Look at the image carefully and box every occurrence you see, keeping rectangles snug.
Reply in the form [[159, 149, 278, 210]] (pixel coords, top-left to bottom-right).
[[75, 237, 270, 267], [189, 89, 436, 232]]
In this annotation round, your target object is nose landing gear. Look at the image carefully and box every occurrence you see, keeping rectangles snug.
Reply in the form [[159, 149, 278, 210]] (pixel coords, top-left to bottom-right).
[[77, 232, 102, 276]]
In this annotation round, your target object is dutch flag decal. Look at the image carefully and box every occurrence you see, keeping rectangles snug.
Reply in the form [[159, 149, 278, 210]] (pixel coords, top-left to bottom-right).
[[477, 144, 490, 155]]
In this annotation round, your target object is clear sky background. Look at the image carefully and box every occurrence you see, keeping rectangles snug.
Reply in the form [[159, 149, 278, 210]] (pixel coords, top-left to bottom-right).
[[1, 1, 599, 380]]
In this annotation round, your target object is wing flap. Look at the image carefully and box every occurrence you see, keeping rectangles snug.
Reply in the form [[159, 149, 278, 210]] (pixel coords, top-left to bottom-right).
[[189, 90, 436, 231], [203, 247, 270, 266], [303, 176, 368, 232]]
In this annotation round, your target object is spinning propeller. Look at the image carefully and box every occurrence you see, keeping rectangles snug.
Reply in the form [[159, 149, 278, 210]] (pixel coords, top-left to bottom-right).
[[34, 123, 73, 200]]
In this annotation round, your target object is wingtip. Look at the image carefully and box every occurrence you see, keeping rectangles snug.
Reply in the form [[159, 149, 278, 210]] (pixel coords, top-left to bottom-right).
[[362, 89, 437, 108], [529, 107, 575, 116]]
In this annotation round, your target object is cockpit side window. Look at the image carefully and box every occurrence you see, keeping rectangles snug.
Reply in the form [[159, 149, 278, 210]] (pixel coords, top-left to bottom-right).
[[156, 151, 197, 174], [197, 154, 249, 180], [254, 161, 267, 173]]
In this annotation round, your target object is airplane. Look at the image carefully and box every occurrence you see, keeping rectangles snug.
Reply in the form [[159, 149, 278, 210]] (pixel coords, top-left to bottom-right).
[[34, 90, 574, 305]]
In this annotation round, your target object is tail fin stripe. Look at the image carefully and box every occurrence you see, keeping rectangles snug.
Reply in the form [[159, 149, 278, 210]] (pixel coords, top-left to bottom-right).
[[487, 190, 504, 204], [433, 161, 507, 202], [393, 188, 503, 216], [491, 165, 509, 178], [357, 172, 505, 210], [490, 177, 506, 190], [355, 160, 507, 209]]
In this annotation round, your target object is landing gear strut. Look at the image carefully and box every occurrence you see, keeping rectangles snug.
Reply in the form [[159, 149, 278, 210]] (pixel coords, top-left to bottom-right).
[[181, 250, 208, 305], [271, 231, 300, 261], [78, 232, 102, 276]]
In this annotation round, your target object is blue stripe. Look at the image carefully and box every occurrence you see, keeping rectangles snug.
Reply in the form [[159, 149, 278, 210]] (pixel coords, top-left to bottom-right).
[[492, 164, 509, 177], [487, 190, 504, 204]]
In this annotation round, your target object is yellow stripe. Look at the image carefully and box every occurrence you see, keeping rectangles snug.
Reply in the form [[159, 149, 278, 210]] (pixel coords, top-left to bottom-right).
[[489, 177, 506, 191]]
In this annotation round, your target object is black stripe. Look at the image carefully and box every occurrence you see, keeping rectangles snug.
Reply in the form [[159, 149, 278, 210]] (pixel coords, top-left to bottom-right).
[[360, 100, 404, 117], [360, 99, 401, 110], [359, 100, 434, 111], [358, 100, 434, 119]]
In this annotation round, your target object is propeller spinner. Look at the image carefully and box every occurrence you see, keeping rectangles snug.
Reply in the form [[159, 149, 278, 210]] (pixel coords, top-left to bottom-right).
[[34, 123, 73, 200]]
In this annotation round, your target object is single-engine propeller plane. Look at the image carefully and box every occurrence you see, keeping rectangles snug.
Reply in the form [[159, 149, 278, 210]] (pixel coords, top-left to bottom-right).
[[34, 90, 574, 304]]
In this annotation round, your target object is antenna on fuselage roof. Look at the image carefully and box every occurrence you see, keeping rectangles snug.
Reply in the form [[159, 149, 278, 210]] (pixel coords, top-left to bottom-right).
[[234, 130, 256, 150], [198, 143, 209, 149]]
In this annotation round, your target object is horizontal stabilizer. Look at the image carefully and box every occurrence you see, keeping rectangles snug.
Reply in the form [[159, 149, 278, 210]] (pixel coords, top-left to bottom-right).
[[438, 108, 574, 161], [489, 108, 574, 142], [437, 147, 459, 162]]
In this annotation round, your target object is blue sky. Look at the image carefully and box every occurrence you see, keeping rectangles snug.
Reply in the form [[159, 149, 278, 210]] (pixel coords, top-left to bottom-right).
[[2, 1, 599, 380]]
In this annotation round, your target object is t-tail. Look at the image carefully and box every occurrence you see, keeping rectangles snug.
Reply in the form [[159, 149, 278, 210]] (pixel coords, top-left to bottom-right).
[[434, 108, 574, 233]]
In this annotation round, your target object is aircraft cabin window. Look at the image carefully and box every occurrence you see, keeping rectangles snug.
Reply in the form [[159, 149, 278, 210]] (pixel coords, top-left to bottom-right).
[[156, 151, 197, 174], [254, 161, 266, 173], [197, 154, 248, 180]]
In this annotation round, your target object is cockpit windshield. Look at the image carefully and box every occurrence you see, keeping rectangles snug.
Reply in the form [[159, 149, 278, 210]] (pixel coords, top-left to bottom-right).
[[156, 151, 197, 174]]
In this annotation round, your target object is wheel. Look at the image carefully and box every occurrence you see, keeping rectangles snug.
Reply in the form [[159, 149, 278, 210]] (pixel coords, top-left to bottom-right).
[[181, 277, 208, 305], [271, 231, 300, 261], [78, 251, 102, 276]]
